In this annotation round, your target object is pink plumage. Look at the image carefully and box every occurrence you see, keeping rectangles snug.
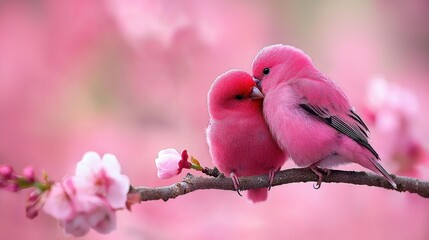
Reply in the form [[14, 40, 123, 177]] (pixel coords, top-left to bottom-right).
[[206, 69, 287, 202], [252, 44, 397, 188]]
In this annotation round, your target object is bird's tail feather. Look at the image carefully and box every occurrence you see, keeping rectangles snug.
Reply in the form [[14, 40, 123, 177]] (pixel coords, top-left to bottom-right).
[[369, 159, 397, 189], [247, 188, 268, 203]]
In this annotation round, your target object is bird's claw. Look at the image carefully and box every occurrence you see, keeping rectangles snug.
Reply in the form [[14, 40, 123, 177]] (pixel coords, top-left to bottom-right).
[[320, 168, 331, 177], [310, 166, 325, 190], [236, 189, 242, 197], [268, 170, 276, 191], [313, 181, 321, 189], [231, 173, 242, 197]]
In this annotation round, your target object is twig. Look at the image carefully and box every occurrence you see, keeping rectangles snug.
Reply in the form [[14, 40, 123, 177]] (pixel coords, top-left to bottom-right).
[[130, 168, 429, 202]]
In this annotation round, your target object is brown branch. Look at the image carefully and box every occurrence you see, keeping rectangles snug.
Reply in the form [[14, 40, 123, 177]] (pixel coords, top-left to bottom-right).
[[130, 168, 429, 202]]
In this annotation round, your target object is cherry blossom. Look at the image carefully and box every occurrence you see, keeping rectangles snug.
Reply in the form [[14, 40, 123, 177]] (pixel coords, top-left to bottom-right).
[[73, 152, 130, 209], [155, 148, 191, 179], [42, 152, 129, 237], [42, 177, 76, 221]]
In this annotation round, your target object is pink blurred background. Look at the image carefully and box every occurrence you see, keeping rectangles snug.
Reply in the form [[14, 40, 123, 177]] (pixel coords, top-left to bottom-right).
[[1, 0, 429, 239]]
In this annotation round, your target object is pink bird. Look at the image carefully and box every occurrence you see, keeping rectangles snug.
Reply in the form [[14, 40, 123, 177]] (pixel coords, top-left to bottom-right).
[[251, 44, 397, 189], [207, 69, 287, 202]]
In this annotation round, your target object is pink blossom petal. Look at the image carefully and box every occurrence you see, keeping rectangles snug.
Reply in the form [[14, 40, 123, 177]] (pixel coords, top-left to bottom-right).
[[71, 194, 116, 235], [42, 180, 75, 220], [72, 151, 129, 210], [72, 194, 103, 213], [101, 153, 121, 175], [155, 148, 182, 179], [73, 152, 103, 194], [105, 175, 130, 209], [75, 151, 102, 179], [159, 148, 182, 157], [87, 205, 116, 234], [156, 161, 180, 179], [62, 213, 90, 237]]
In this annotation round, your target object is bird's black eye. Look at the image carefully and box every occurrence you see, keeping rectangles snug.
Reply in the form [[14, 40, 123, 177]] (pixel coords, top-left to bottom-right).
[[235, 95, 244, 100], [263, 68, 270, 75]]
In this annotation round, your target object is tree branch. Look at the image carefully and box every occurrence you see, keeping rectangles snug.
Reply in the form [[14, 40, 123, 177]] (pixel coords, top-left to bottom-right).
[[130, 168, 429, 202]]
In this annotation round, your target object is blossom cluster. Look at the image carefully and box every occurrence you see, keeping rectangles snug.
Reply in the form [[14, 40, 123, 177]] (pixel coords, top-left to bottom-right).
[[1, 148, 201, 237], [42, 152, 130, 237], [1, 152, 130, 237]]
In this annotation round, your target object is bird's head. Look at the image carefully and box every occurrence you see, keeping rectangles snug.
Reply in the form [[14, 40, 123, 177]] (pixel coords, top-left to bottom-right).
[[208, 69, 264, 120], [252, 44, 314, 94]]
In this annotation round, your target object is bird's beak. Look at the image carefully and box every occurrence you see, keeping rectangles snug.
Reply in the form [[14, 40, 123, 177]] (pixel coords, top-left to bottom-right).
[[250, 86, 264, 99], [253, 77, 262, 90]]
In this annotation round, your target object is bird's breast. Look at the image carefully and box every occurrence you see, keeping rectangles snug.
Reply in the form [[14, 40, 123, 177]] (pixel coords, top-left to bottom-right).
[[264, 89, 338, 167], [207, 115, 285, 176]]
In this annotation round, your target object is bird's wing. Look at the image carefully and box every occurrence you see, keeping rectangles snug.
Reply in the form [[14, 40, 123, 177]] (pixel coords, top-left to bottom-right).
[[292, 77, 378, 159]]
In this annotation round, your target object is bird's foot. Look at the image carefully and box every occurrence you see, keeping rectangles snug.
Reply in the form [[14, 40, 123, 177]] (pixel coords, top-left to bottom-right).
[[230, 173, 242, 197], [268, 170, 276, 191], [320, 168, 331, 177], [309, 166, 327, 189]]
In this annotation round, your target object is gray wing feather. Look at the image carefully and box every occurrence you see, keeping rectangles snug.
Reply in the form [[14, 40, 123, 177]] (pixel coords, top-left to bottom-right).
[[299, 103, 379, 159]]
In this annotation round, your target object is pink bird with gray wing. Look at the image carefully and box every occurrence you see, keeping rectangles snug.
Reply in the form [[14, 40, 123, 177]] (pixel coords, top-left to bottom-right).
[[252, 44, 396, 189]]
